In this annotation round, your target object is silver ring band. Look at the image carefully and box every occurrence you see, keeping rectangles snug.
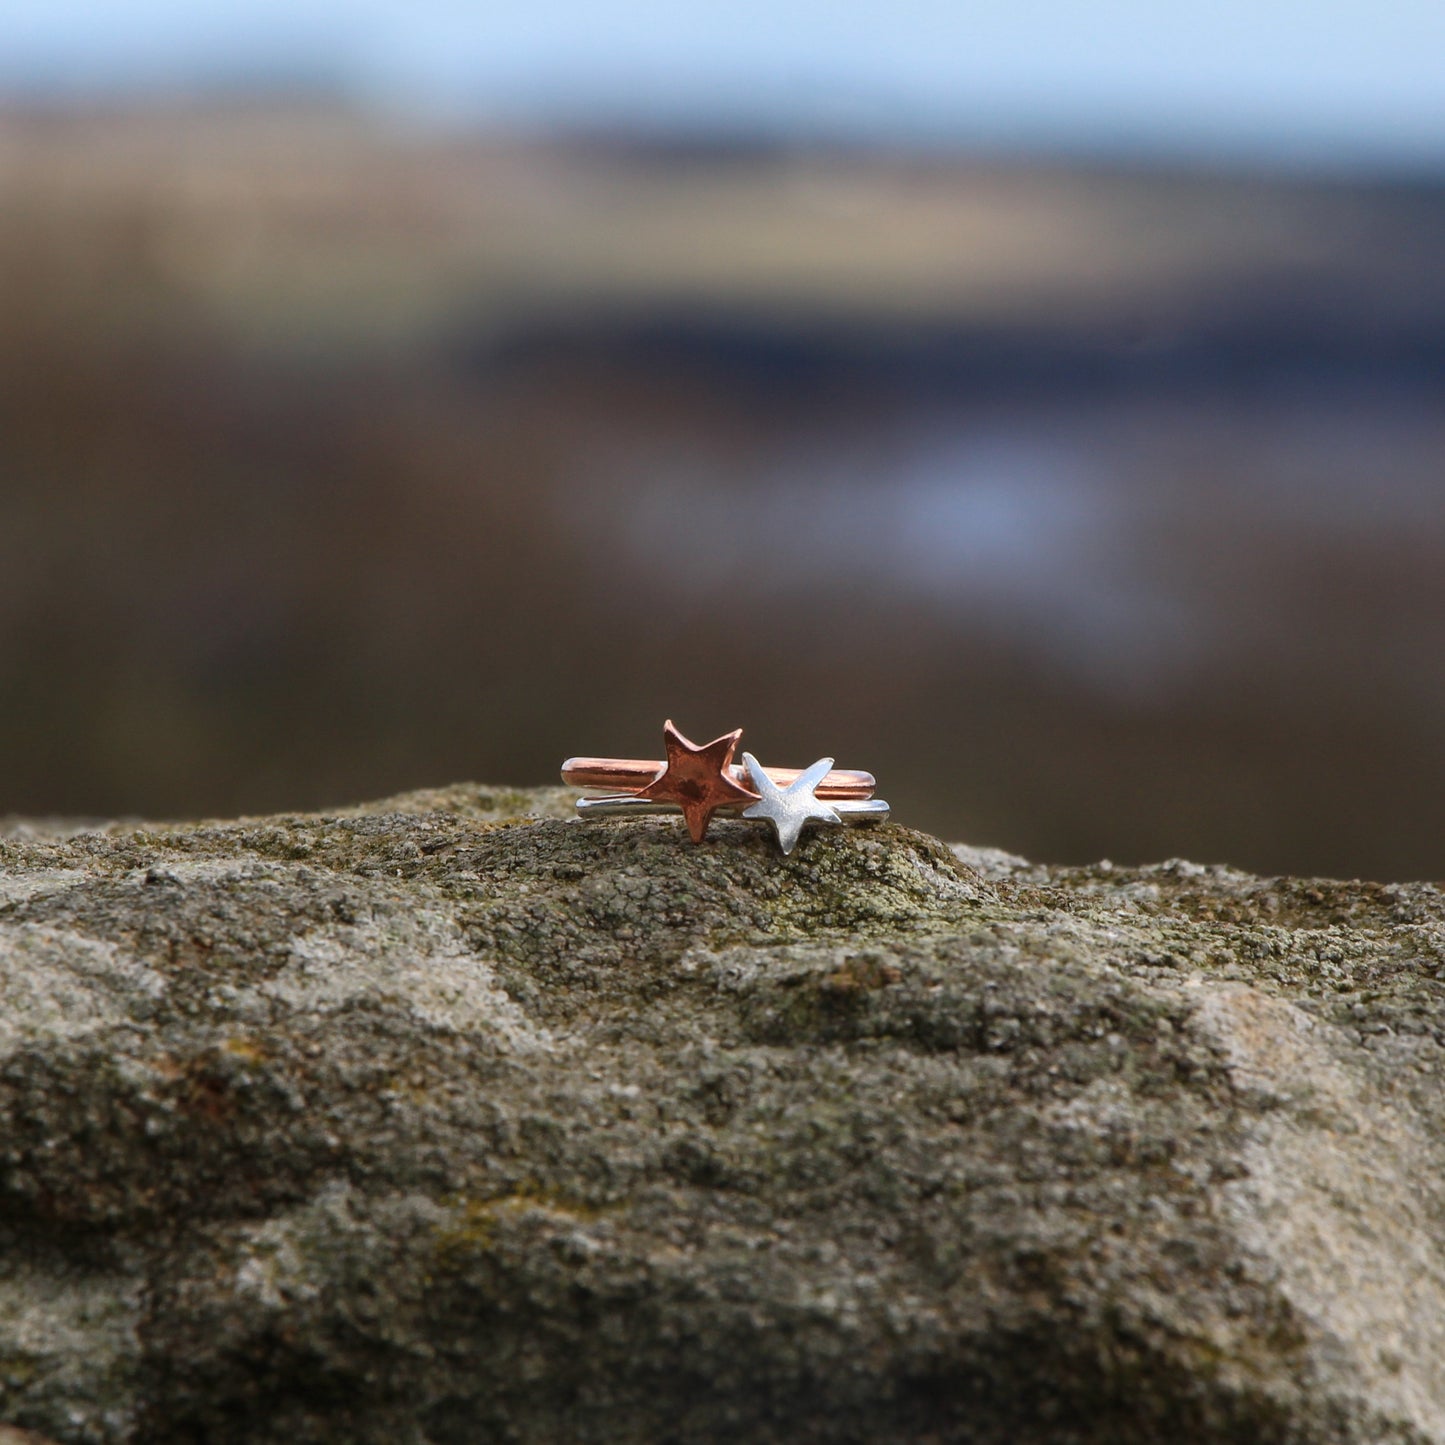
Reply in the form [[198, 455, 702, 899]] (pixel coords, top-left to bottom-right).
[[576, 795, 890, 823]]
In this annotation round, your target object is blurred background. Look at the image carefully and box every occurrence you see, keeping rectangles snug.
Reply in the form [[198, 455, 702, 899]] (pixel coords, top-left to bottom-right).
[[1, 2, 1443, 878]]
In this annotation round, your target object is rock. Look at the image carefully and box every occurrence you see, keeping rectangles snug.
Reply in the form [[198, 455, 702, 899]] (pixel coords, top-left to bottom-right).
[[0, 784, 1444, 1443]]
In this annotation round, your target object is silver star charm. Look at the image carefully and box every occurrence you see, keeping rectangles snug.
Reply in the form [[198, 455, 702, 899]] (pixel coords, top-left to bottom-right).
[[741, 752, 843, 855]]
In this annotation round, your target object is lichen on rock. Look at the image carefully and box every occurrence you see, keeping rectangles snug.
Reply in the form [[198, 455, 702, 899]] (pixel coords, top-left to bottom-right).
[[1, 784, 1444, 1442]]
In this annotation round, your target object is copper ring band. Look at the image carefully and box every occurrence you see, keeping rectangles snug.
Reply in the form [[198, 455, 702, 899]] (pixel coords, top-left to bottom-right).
[[561, 757, 875, 800]]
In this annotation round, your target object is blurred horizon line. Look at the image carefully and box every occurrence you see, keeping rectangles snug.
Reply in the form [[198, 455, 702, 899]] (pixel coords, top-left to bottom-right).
[[1, 80, 1444, 185]]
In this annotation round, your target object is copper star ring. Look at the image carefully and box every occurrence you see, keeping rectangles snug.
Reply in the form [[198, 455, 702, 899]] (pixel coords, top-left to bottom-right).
[[562, 720, 890, 852]]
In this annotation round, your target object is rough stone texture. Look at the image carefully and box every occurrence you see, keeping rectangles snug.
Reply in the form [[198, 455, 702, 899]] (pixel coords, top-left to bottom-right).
[[1, 784, 1444, 1443]]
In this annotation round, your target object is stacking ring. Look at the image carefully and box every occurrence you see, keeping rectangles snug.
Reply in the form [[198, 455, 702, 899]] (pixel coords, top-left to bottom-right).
[[561, 757, 875, 798], [562, 720, 891, 854]]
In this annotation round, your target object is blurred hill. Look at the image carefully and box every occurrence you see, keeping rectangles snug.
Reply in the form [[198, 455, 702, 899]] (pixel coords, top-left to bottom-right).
[[2, 102, 1444, 877]]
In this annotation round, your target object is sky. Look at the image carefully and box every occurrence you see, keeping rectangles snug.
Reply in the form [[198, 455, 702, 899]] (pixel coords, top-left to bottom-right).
[[2, 0, 1444, 167]]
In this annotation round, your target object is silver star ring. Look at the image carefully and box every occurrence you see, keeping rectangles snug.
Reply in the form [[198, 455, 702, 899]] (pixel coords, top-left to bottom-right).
[[741, 752, 846, 854]]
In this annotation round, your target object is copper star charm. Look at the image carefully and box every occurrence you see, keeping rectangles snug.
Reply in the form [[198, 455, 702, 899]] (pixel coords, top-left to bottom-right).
[[634, 719, 758, 843]]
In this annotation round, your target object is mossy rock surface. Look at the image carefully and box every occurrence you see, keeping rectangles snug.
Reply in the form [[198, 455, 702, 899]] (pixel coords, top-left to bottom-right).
[[1, 785, 1444, 1443]]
